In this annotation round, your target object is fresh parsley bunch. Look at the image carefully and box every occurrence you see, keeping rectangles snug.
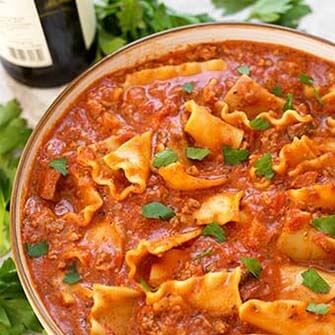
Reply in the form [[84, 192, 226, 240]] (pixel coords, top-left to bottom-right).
[[95, 0, 213, 58], [0, 100, 31, 256], [212, 0, 312, 28]]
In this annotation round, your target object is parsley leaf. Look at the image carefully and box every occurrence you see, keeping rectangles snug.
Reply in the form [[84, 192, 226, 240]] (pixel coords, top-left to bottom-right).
[[139, 278, 157, 292], [241, 257, 262, 278], [63, 264, 81, 285], [49, 158, 68, 176], [153, 149, 178, 168], [254, 153, 275, 180], [250, 117, 271, 130], [284, 93, 294, 111], [186, 147, 210, 161], [0, 100, 31, 256], [142, 202, 175, 220], [223, 146, 249, 165], [0, 258, 43, 334], [312, 215, 335, 237], [211, 0, 256, 14], [249, 0, 292, 22], [306, 303, 329, 315], [183, 82, 194, 93], [301, 269, 330, 294], [193, 247, 213, 261], [202, 223, 226, 243], [276, 2, 312, 28], [237, 65, 250, 76], [299, 73, 314, 86], [26, 241, 49, 258], [272, 85, 283, 97]]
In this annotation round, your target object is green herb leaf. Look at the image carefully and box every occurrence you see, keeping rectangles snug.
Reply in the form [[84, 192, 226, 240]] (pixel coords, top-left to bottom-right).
[[26, 241, 49, 258], [63, 264, 81, 285], [186, 147, 210, 161], [142, 202, 175, 220], [193, 247, 213, 260], [139, 278, 156, 292], [300, 73, 314, 86], [272, 85, 283, 97], [301, 268, 331, 294], [49, 158, 68, 176], [312, 215, 335, 237], [223, 146, 249, 165], [0, 258, 43, 333], [237, 64, 250, 75], [276, 2, 312, 28], [211, 0, 256, 14], [183, 82, 194, 93], [241, 257, 262, 278], [250, 117, 271, 130], [152, 149, 178, 168], [306, 303, 329, 315], [284, 93, 294, 111], [98, 30, 126, 55], [202, 223, 226, 243], [249, 0, 292, 22], [254, 153, 275, 180]]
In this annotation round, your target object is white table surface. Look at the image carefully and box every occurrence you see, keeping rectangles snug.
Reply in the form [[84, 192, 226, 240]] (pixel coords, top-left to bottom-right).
[[0, 0, 334, 126]]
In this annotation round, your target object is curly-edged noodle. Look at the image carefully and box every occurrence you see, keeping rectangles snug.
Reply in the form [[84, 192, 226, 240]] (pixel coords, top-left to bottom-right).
[[278, 265, 335, 303], [184, 100, 244, 150], [125, 229, 202, 280], [239, 299, 335, 335], [158, 162, 226, 190], [78, 132, 152, 201], [220, 103, 313, 129], [194, 191, 243, 225], [322, 88, 335, 114], [326, 117, 335, 134], [224, 75, 285, 117], [89, 285, 142, 335], [145, 268, 241, 316], [288, 183, 335, 209], [272, 136, 319, 175], [124, 59, 226, 87]]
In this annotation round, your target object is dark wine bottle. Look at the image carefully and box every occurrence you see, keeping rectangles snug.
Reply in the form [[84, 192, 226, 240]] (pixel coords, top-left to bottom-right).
[[0, 0, 97, 87]]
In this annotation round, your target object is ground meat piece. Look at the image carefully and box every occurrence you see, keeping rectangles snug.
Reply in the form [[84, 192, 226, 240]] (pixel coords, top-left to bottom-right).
[[39, 167, 61, 200], [290, 171, 318, 188]]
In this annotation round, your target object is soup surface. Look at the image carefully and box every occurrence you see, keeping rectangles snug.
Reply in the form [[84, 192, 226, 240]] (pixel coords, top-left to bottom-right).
[[22, 41, 335, 335]]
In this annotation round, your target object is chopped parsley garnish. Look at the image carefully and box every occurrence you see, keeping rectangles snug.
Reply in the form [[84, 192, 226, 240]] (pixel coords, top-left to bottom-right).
[[186, 147, 210, 161], [223, 146, 249, 165], [272, 85, 283, 97], [142, 202, 175, 220], [306, 303, 329, 315], [241, 257, 262, 278], [49, 157, 68, 176], [26, 241, 49, 258], [63, 264, 81, 285], [193, 247, 213, 260], [152, 149, 178, 168], [311, 215, 335, 237], [299, 73, 314, 86], [139, 278, 156, 292], [301, 268, 331, 294], [237, 64, 250, 75], [202, 223, 226, 243], [284, 93, 294, 111], [250, 117, 271, 130], [183, 82, 194, 93], [254, 153, 275, 180]]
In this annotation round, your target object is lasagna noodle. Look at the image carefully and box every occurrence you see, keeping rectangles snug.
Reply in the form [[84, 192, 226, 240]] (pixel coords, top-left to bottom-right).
[[273, 136, 319, 175], [184, 100, 244, 150], [124, 59, 226, 87], [89, 285, 141, 335], [224, 75, 285, 117], [145, 268, 242, 316], [288, 183, 335, 209], [194, 191, 243, 225], [158, 162, 226, 191], [239, 299, 335, 335], [125, 229, 202, 280], [322, 89, 335, 114]]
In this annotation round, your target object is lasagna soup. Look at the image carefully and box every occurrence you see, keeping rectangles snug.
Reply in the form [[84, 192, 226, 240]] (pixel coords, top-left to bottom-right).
[[22, 41, 335, 335]]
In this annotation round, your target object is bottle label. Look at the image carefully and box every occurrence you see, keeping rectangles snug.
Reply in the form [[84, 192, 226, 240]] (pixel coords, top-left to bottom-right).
[[0, 0, 53, 68]]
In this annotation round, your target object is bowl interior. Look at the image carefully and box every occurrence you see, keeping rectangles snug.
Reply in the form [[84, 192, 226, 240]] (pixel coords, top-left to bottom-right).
[[11, 22, 335, 335]]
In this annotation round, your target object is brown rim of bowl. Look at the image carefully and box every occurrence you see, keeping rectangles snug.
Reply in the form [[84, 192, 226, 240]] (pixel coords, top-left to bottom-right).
[[10, 22, 335, 335]]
